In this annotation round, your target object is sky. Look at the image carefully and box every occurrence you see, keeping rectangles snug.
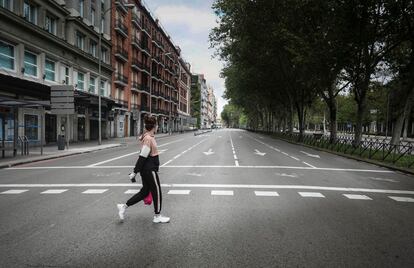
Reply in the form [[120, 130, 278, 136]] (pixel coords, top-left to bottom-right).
[[143, 0, 227, 116]]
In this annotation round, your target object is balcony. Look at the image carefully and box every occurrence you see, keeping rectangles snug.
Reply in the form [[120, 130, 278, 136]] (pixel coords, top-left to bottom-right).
[[141, 42, 151, 56], [131, 103, 140, 110], [115, 45, 128, 62], [132, 14, 142, 29], [115, 98, 128, 108], [152, 73, 163, 82], [131, 35, 142, 49], [142, 23, 150, 36], [131, 58, 150, 74], [115, 0, 128, 14], [131, 81, 150, 94], [114, 73, 128, 86], [171, 97, 178, 104], [115, 20, 128, 38], [141, 105, 150, 112]]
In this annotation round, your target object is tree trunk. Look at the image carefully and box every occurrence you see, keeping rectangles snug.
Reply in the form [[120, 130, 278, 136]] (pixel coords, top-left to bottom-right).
[[353, 97, 367, 146], [326, 97, 337, 143]]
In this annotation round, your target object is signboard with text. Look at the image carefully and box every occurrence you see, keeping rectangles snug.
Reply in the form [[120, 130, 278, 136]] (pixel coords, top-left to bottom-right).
[[50, 85, 75, 115]]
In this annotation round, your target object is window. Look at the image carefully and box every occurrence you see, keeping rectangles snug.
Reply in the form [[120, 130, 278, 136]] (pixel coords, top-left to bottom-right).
[[100, 80, 106, 96], [23, 0, 37, 24], [76, 31, 85, 50], [45, 14, 57, 35], [0, 40, 14, 70], [0, 0, 12, 10], [24, 51, 37, 77], [77, 72, 84, 90], [101, 47, 107, 63], [91, 8, 95, 25], [101, 16, 105, 32], [63, 66, 70, 84], [89, 41, 97, 57], [79, 0, 84, 17], [24, 114, 38, 140], [89, 77, 96, 93], [45, 59, 55, 81]]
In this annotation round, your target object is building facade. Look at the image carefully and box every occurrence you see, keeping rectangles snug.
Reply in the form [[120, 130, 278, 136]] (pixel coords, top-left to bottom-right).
[[0, 0, 113, 145], [177, 57, 194, 131], [191, 74, 211, 129], [110, 0, 184, 137]]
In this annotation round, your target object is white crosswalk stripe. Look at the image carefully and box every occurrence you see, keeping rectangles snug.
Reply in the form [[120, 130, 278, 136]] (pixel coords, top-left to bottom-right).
[[41, 189, 68, 194], [1, 189, 28, 194], [254, 191, 279, 196], [388, 196, 414, 202], [299, 192, 325, 198], [82, 189, 108, 194], [125, 189, 139, 194], [168, 190, 191, 195], [343, 194, 372, 200], [211, 190, 234, 196]]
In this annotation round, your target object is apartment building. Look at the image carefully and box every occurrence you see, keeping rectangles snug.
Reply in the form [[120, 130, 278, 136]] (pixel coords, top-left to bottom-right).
[[0, 0, 113, 145], [110, 0, 184, 137], [191, 74, 209, 129], [177, 57, 194, 131]]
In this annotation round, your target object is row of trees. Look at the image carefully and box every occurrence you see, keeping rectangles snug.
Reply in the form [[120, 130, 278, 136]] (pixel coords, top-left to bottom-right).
[[210, 0, 414, 145]]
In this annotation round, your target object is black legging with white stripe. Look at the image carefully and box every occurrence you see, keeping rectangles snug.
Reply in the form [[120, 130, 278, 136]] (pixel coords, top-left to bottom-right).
[[126, 170, 162, 214]]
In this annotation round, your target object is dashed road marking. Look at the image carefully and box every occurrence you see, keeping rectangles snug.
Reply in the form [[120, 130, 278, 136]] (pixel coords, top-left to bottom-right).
[[41, 189, 68, 194], [125, 189, 139, 194], [0, 189, 28, 194], [388, 196, 414, 202], [343, 194, 372, 200], [254, 191, 279, 197], [302, 162, 316, 168], [299, 192, 325, 198], [168, 190, 191, 195], [229, 133, 239, 167], [211, 190, 234, 196], [82, 189, 108, 194], [290, 156, 300, 161]]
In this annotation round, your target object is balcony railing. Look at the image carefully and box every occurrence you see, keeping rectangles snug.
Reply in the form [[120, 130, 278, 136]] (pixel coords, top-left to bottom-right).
[[115, 20, 128, 37], [115, 98, 128, 108], [114, 73, 128, 86], [131, 103, 140, 110], [142, 23, 150, 36], [115, 45, 128, 62], [115, 0, 128, 13], [131, 35, 141, 49], [132, 14, 142, 29]]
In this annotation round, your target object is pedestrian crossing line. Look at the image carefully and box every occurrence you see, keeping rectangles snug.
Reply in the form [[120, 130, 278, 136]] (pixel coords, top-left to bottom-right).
[[41, 189, 68, 194], [168, 190, 191, 195], [82, 189, 108, 194], [125, 189, 139, 194], [0, 189, 29, 194], [298, 192, 325, 198], [254, 191, 279, 197], [211, 190, 234, 196], [388, 196, 414, 202], [343, 194, 372, 200]]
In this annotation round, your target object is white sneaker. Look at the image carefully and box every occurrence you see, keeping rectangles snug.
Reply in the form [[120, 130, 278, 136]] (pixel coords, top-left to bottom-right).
[[117, 204, 127, 221], [153, 214, 170, 223]]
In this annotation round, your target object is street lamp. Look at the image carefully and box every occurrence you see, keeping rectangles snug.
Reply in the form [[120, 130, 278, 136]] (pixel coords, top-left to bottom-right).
[[98, 2, 135, 145]]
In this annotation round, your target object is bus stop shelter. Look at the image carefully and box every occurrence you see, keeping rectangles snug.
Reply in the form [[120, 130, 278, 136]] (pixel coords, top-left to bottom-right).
[[0, 96, 50, 158]]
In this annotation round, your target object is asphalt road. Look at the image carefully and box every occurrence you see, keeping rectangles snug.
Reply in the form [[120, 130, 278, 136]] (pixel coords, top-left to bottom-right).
[[0, 129, 413, 267]]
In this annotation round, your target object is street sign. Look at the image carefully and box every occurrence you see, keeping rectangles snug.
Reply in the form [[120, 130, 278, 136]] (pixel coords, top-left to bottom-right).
[[50, 85, 75, 115]]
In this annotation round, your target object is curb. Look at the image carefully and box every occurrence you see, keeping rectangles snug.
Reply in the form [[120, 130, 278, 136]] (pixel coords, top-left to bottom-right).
[[0, 144, 124, 169], [270, 134, 414, 176]]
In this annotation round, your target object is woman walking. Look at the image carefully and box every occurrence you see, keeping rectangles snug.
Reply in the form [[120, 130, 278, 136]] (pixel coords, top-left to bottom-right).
[[117, 115, 170, 223]]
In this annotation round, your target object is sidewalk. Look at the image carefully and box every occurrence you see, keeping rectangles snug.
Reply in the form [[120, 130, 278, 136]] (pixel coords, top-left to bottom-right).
[[0, 132, 177, 169]]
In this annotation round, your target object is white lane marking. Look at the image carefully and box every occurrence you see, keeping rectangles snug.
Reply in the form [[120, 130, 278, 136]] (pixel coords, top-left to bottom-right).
[[388, 196, 414, 202], [229, 133, 239, 166], [281, 152, 289, 156], [343, 194, 372, 200], [211, 190, 234, 196], [3, 184, 411, 195], [0, 189, 29, 194], [88, 152, 137, 167], [254, 191, 279, 196], [125, 189, 139, 194], [275, 173, 299, 178], [367, 177, 398, 183], [203, 148, 215, 155], [7, 165, 395, 173], [161, 139, 207, 167], [82, 189, 108, 194], [302, 162, 316, 168], [290, 156, 300, 161], [168, 190, 191, 195], [158, 149, 168, 154], [299, 192, 325, 198], [254, 149, 266, 156], [41, 189, 68, 194], [186, 173, 202, 177], [300, 151, 320, 158], [87, 139, 183, 166]]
